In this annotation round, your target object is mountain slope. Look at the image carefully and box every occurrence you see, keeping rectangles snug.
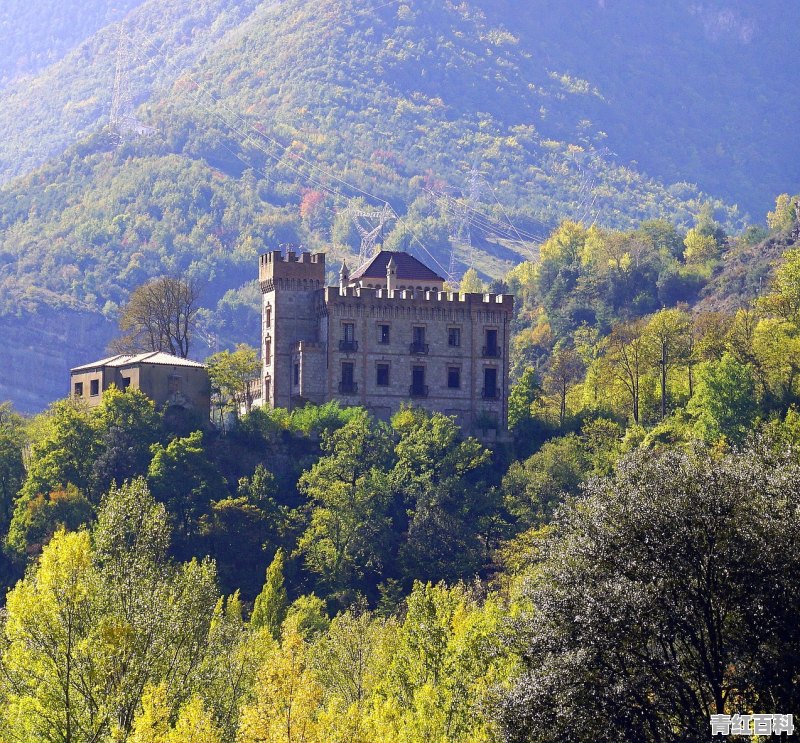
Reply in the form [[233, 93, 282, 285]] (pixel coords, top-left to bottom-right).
[[473, 0, 800, 219], [0, 0, 145, 84], [0, 0, 789, 411], [1, 0, 797, 216], [0, 0, 263, 182]]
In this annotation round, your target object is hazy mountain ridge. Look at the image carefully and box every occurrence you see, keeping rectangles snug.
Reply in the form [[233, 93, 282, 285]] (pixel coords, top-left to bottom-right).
[[0, 0, 145, 84], [0, 0, 263, 183]]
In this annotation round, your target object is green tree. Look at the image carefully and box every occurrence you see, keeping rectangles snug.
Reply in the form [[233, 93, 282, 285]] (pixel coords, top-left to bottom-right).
[[5, 483, 93, 557], [298, 410, 395, 597], [603, 319, 647, 423], [285, 594, 331, 640], [758, 246, 800, 328], [91, 386, 162, 499], [544, 346, 583, 427], [16, 398, 99, 505], [7, 398, 99, 557], [643, 308, 692, 419], [502, 434, 589, 528], [147, 430, 228, 552], [251, 548, 289, 639], [688, 353, 758, 444], [0, 402, 25, 534], [91, 479, 221, 735], [207, 343, 260, 423], [500, 445, 800, 742], [201, 465, 279, 597], [312, 604, 384, 715], [391, 408, 497, 584], [507, 367, 541, 432]]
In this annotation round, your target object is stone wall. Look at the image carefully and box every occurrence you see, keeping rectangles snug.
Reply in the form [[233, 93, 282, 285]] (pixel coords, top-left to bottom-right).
[[322, 286, 512, 433]]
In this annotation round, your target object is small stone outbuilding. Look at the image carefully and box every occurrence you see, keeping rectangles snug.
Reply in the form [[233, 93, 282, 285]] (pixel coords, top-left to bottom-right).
[[70, 351, 210, 419]]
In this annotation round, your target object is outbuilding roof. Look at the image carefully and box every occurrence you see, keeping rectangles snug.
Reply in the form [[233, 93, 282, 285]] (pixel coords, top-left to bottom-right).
[[349, 250, 445, 283], [71, 351, 206, 373]]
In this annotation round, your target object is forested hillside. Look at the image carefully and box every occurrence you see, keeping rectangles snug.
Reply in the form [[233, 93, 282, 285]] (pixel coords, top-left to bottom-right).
[[2, 0, 797, 214], [474, 0, 800, 218], [1, 0, 780, 410], [1, 2, 799, 737], [2, 209, 800, 738]]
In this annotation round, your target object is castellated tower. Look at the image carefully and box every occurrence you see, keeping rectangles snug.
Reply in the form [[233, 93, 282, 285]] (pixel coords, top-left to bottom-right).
[[259, 248, 326, 409]]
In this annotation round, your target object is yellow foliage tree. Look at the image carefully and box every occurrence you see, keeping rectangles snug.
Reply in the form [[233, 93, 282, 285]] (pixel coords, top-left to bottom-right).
[[458, 267, 486, 294], [130, 683, 172, 743], [766, 193, 798, 232], [169, 696, 223, 743], [237, 625, 323, 743], [131, 684, 222, 743], [0, 529, 100, 742], [539, 220, 588, 266], [683, 228, 720, 263]]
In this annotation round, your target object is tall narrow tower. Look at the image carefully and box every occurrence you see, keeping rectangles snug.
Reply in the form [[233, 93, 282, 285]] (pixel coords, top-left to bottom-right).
[[259, 249, 326, 409]]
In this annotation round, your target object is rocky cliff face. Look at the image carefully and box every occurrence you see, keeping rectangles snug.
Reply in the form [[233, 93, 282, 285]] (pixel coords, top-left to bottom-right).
[[0, 307, 116, 412]]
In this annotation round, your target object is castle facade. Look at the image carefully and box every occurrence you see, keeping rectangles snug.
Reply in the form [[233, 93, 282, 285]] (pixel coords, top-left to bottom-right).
[[260, 248, 512, 436]]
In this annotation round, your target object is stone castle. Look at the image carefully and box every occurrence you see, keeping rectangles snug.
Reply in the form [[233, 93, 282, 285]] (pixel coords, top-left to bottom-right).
[[259, 247, 513, 436]]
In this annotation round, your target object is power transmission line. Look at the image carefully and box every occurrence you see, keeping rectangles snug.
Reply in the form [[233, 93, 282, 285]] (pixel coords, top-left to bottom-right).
[[120, 9, 495, 278]]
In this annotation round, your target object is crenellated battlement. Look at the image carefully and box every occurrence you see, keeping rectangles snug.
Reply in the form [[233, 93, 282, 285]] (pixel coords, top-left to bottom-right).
[[260, 248, 326, 289], [323, 285, 514, 309]]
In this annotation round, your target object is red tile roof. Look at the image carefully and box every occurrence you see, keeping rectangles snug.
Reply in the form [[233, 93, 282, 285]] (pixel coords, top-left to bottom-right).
[[349, 251, 445, 283]]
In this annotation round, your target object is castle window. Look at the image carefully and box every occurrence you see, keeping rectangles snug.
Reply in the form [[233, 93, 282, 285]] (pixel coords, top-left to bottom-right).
[[448, 327, 461, 347], [265, 340, 271, 364], [376, 364, 390, 387], [379, 324, 390, 344], [90, 379, 100, 396], [73, 381, 83, 397], [340, 362, 357, 394], [410, 366, 427, 397], [483, 368, 498, 399], [483, 329, 500, 358], [293, 363, 300, 387], [168, 374, 183, 394], [265, 307, 272, 327], [447, 367, 461, 389], [340, 323, 358, 352], [121, 376, 131, 389], [410, 326, 428, 354]]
